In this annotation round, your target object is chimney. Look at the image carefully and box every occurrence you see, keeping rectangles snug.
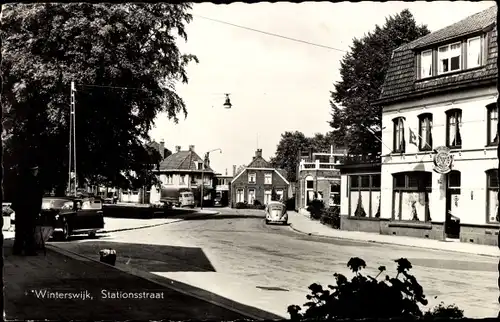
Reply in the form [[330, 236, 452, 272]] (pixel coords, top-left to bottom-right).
[[175, 146, 181, 153], [255, 149, 262, 158], [189, 145, 195, 152], [225, 168, 228, 176], [233, 165, 236, 176], [159, 140, 165, 158]]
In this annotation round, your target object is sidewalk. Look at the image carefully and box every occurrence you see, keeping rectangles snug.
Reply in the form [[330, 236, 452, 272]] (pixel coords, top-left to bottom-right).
[[2, 238, 247, 321], [100, 210, 219, 233], [288, 211, 499, 257]]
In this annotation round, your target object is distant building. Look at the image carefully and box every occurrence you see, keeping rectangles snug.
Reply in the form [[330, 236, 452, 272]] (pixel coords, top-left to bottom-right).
[[151, 145, 216, 206], [231, 149, 289, 206], [296, 146, 346, 210], [215, 169, 233, 206]]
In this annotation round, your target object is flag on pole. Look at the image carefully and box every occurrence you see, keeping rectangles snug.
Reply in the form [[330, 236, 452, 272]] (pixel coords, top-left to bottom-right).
[[408, 128, 418, 147], [360, 123, 393, 153]]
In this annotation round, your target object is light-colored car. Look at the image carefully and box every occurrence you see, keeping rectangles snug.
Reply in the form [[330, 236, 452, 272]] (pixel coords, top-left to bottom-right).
[[265, 201, 288, 225]]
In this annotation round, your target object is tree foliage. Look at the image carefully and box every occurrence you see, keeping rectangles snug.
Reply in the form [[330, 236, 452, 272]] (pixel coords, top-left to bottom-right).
[[288, 257, 463, 321], [329, 9, 430, 155], [1, 3, 198, 196]]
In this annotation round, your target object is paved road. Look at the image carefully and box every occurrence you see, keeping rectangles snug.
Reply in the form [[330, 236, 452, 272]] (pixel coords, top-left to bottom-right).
[[52, 208, 499, 318]]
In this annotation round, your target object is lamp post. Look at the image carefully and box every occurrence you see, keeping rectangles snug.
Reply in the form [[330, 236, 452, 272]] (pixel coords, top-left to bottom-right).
[[201, 148, 222, 210]]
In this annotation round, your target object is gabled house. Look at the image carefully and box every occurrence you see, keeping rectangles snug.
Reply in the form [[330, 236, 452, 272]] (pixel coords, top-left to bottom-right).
[[369, 5, 498, 245], [231, 149, 289, 207], [151, 145, 216, 206]]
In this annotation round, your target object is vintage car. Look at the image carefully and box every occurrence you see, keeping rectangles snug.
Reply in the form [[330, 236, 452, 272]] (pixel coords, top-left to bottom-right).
[[40, 196, 105, 241], [265, 201, 288, 225]]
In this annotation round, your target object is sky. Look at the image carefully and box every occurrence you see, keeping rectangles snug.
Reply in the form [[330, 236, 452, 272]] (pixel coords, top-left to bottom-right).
[[148, 1, 496, 175]]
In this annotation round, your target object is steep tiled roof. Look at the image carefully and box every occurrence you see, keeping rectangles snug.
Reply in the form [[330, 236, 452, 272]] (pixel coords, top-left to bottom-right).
[[377, 5, 497, 104], [247, 156, 271, 168], [159, 150, 214, 172]]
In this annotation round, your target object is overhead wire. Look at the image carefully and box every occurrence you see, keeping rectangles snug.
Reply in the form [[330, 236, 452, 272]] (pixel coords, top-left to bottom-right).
[[193, 14, 348, 53]]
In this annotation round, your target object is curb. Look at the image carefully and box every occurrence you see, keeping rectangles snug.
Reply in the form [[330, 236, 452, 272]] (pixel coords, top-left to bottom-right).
[[99, 212, 218, 234], [47, 244, 280, 321], [288, 223, 498, 258]]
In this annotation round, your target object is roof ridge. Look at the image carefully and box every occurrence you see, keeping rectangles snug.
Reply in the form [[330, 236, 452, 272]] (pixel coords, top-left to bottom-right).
[[395, 5, 497, 52]]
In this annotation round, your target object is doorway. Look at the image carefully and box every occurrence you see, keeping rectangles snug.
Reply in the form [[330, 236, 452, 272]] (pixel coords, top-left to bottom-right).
[[445, 171, 461, 239]]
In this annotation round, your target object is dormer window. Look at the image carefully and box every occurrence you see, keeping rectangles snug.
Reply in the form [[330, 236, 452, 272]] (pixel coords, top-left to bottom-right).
[[438, 42, 461, 74], [420, 50, 433, 79], [197, 162, 203, 170], [467, 36, 481, 69]]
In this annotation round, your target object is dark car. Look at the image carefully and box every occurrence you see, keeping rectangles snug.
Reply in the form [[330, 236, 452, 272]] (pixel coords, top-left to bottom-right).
[[40, 196, 105, 241]]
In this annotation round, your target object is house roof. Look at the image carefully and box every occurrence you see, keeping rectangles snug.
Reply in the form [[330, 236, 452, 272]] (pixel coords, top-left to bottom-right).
[[377, 5, 497, 105], [159, 150, 214, 172], [231, 167, 290, 185], [247, 156, 271, 168], [146, 141, 171, 159]]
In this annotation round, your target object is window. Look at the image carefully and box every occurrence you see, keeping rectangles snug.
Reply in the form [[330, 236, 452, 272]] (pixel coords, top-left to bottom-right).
[[418, 114, 433, 151], [438, 42, 461, 74], [248, 188, 256, 203], [392, 172, 432, 222], [236, 189, 244, 203], [448, 171, 461, 189], [446, 109, 462, 148], [197, 162, 203, 170], [248, 173, 256, 184], [467, 36, 481, 69], [486, 169, 499, 223], [330, 183, 340, 207], [306, 180, 314, 189], [180, 175, 187, 185], [163, 175, 173, 185], [264, 173, 272, 184], [487, 103, 498, 145], [264, 189, 272, 204], [420, 50, 433, 78], [393, 117, 405, 153], [349, 174, 381, 218]]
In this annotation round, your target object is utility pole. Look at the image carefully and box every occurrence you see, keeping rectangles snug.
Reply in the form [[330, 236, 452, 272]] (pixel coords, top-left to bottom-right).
[[68, 81, 77, 196]]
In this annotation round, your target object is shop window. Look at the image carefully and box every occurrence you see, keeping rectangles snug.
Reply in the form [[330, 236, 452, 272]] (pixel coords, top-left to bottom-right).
[[486, 169, 499, 223], [349, 173, 381, 218], [392, 172, 432, 222]]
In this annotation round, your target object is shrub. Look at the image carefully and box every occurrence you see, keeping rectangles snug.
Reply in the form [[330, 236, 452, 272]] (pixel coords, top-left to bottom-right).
[[320, 206, 340, 229], [253, 199, 262, 206], [306, 199, 324, 220], [424, 302, 464, 319], [234, 202, 246, 209], [288, 257, 463, 321]]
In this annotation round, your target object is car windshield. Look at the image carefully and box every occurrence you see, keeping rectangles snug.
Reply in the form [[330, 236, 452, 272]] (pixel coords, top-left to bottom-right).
[[182, 193, 193, 198], [42, 198, 73, 209]]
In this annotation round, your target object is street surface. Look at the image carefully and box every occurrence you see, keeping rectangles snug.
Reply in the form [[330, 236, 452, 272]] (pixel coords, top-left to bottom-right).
[[52, 208, 499, 318]]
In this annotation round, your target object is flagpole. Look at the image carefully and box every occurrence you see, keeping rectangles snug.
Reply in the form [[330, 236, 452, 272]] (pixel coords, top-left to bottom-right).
[[360, 123, 393, 153], [402, 119, 434, 151]]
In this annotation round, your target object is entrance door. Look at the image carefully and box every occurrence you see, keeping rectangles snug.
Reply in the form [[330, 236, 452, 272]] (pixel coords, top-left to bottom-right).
[[445, 171, 461, 239]]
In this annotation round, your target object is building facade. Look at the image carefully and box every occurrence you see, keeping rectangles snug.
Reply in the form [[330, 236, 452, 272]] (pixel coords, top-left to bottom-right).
[[151, 145, 216, 206], [369, 6, 498, 245], [231, 149, 289, 206], [337, 155, 382, 233], [215, 171, 233, 206], [296, 146, 346, 210]]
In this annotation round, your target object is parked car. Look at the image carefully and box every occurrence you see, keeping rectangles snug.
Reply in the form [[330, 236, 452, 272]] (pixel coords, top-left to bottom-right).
[[40, 196, 105, 241], [265, 201, 288, 225]]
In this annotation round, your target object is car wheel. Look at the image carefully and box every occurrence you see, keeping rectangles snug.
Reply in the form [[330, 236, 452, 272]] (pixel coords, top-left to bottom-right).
[[265, 219, 269, 225], [62, 221, 70, 241], [88, 231, 96, 238]]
